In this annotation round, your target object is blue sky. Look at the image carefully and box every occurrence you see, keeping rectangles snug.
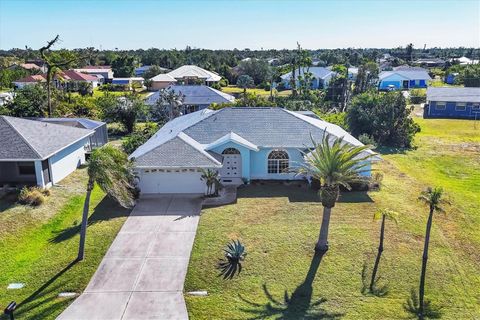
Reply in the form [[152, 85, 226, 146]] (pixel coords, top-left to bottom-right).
[[0, 0, 479, 50]]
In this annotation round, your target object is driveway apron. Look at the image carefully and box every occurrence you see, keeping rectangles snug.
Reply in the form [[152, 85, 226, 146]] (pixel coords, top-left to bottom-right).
[[57, 195, 202, 320]]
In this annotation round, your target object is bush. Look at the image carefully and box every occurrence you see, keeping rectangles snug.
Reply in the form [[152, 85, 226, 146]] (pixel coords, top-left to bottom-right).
[[409, 89, 426, 104], [358, 133, 377, 148], [211, 82, 222, 90], [219, 78, 229, 87], [18, 186, 49, 206]]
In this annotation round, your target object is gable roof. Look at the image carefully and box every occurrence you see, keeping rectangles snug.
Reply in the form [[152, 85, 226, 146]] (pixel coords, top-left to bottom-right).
[[379, 70, 431, 81], [14, 70, 98, 83], [149, 73, 177, 82], [281, 67, 335, 81], [36, 118, 105, 130], [206, 132, 259, 152], [167, 65, 221, 82], [427, 87, 480, 103], [146, 85, 235, 106], [133, 132, 222, 168], [0, 116, 93, 161], [14, 74, 47, 83]]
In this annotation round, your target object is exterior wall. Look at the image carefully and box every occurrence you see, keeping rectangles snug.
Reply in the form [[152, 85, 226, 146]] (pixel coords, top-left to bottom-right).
[[379, 74, 428, 90], [0, 162, 37, 185], [49, 138, 88, 184], [426, 100, 480, 119], [250, 147, 305, 180], [151, 81, 174, 90], [210, 142, 251, 180]]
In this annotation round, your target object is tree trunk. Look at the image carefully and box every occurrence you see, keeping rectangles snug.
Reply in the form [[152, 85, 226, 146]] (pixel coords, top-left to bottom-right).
[[47, 68, 52, 117], [419, 207, 434, 319], [370, 215, 385, 292], [315, 206, 332, 252], [77, 183, 93, 261]]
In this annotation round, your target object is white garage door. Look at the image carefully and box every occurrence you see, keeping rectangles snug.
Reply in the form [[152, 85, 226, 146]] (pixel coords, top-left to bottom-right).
[[139, 169, 206, 194]]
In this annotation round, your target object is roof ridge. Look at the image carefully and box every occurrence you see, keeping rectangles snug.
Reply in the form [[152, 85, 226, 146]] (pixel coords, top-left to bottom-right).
[[2, 116, 42, 159]]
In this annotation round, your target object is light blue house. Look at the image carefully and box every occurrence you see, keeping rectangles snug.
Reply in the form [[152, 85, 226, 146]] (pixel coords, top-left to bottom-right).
[[0, 116, 93, 188], [280, 67, 336, 90], [425, 87, 480, 119], [130, 107, 377, 194], [378, 69, 431, 90]]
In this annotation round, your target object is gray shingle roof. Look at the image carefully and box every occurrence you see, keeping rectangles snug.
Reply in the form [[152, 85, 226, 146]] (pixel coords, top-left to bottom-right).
[[146, 85, 235, 106], [36, 118, 105, 130], [0, 116, 93, 160], [427, 87, 480, 103], [133, 135, 221, 168], [281, 67, 334, 81]]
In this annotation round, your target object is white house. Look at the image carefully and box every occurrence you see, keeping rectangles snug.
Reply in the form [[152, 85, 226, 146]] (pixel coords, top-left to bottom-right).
[[0, 116, 93, 188], [74, 66, 114, 81], [129, 107, 377, 195], [281, 67, 336, 89]]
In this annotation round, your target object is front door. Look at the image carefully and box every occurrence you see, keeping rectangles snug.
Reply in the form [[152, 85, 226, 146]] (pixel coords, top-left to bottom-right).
[[220, 148, 242, 180], [402, 80, 409, 89]]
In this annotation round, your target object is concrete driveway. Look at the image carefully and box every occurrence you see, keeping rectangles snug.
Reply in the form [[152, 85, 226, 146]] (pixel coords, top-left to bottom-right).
[[58, 195, 202, 320]]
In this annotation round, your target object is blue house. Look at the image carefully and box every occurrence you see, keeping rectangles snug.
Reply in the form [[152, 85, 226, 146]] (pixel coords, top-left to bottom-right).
[[425, 87, 480, 119], [378, 69, 431, 90], [129, 107, 378, 194], [280, 67, 336, 89]]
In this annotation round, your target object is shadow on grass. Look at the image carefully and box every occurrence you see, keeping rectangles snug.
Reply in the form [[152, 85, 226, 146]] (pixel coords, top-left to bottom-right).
[[0, 190, 20, 212], [238, 183, 372, 204], [12, 260, 78, 318], [239, 252, 343, 319], [360, 261, 389, 297], [49, 196, 131, 243], [404, 289, 443, 319], [376, 146, 411, 155]]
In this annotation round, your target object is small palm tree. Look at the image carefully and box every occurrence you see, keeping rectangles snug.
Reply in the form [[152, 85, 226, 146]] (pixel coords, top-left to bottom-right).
[[200, 169, 220, 196], [370, 208, 398, 293], [417, 187, 448, 319], [297, 133, 374, 252], [217, 240, 246, 279], [236, 75, 254, 97], [77, 145, 136, 261]]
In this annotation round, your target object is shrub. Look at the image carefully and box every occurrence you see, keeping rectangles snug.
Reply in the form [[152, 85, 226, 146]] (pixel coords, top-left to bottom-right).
[[18, 186, 48, 206], [409, 89, 426, 104], [219, 78, 229, 87], [358, 133, 377, 148]]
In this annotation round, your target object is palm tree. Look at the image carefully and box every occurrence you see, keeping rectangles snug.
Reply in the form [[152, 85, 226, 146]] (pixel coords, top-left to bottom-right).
[[77, 145, 136, 261], [200, 169, 220, 196], [236, 75, 254, 100], [417, 187, 448, 319], [297, 133, 374, 252], [370, 208, 398, 293]]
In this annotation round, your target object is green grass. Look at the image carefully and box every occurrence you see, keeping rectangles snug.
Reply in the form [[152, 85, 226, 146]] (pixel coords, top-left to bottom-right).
[[221, 85, 292, 97], [0, 169, 130, 319], [184, 118, 480, 319]]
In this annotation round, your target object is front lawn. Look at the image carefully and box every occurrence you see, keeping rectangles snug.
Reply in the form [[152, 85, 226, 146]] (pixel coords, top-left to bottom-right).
[[221, 85, 292, 97], [0, 169, 130, 319], [184, 118, 480, 319]]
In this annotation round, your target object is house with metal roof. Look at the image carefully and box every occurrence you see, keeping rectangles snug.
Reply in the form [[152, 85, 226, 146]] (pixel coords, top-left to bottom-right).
[[378, 68, 431, 90], [0, 116, 93, 188], [425, 87, 480, 119], [145, 85, 235, 114], [129, 107, 377, 194], [280, 67, 336, 90], [166, 65, 222, 84]]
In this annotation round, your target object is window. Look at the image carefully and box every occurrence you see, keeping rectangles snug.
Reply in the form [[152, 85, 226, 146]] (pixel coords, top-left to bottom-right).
[[18, 162, 35, 175], [267, 150, 289, 174], [455, 103, 466, 111], [473, 104, 480, 110], [222, 148, 240, 155], [435, 102, 446, 110]]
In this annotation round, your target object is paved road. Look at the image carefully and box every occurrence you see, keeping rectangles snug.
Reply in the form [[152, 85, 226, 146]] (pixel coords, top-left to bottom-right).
[[58, 195, 202, 320]]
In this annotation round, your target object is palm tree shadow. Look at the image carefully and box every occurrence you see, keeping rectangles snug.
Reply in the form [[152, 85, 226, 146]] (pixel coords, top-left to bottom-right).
[[49, 196, 131, 243], [239, 252, 343, 319]]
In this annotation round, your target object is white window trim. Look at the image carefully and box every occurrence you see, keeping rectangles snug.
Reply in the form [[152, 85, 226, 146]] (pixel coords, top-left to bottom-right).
[[455, 103, 467, 111], [267, 150, 290, 174], [435, 102, 446, 110]]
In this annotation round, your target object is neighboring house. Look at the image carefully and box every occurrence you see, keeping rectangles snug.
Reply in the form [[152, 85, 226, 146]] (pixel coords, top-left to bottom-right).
[[166, 65, 222, 85], [145, 85, 235, 114], [424, 87, 480, 119], [280, 67, 336, 89], [13, 70, 100, 90], [378, 68, 431, 90], [149, 73, 177, 90], [135, 65, 168, 77], [129, 107, 377, 194], [0, 116, 93, 188], [74, 66, 114, 81], [449, 56, 480, 65], [414, 58, 446, 67], [35, 118, 108, 150], [111, 77, 145, 90], [0, 92, 14, 106], [348, 67, 359, 81], [8, 62, 46, 73]]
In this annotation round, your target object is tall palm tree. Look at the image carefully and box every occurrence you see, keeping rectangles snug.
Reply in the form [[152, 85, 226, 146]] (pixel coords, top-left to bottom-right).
[[297, 133, 374, 252], [370, 208, 398, 293], [417, 187, 448, 319], [77, 145, 136, 261]]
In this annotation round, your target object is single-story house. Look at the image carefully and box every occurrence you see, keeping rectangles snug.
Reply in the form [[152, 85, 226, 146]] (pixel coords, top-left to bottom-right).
[[0, 116, 93, 188], [414, 58, 446, 67], [449, 56, 480, 65], [135, 65, 169, 77], [13, 70, 100, 90], [281, 67, 336, 90], [111, 77, 145, 90], [129, 107, 377, 194], [166, 65, 222, 85], [8, 62, 46, 73], [145, 85, 235, 114], [378, 68, 431, 90], [74, 66, 114, 81], [424, 87, 480, 119], [149, 73, 178, 90], [35, 118, 108, 150]]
